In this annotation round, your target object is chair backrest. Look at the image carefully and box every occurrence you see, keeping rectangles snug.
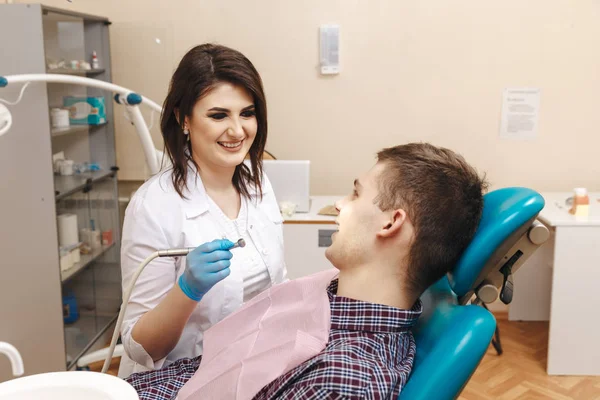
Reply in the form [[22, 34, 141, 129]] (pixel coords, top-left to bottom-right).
[[400, 187, 545, 400]]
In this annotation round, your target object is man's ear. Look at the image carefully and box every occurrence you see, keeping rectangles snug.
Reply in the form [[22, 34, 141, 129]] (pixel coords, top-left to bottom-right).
[[377, 209, 407, 238]]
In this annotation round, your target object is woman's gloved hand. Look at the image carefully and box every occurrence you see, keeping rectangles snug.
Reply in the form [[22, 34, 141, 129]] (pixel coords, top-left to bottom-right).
[[178, 239, 235, 302]]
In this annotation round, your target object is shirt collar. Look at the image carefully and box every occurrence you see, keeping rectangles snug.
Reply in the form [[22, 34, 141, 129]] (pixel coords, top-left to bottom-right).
[[178, 160, 270, 219], [327, 279, 423, 333]]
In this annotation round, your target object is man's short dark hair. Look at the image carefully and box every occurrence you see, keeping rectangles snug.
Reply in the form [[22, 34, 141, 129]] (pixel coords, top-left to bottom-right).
[[376, 142, 488, 295]]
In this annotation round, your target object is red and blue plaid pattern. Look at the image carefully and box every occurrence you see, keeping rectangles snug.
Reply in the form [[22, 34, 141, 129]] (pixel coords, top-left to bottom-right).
[[125, 356, 200, 400], [125, 279, 422, 400]]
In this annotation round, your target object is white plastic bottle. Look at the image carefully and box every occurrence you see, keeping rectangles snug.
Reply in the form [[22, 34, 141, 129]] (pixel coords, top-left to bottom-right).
[[91, 51, 100, 69]]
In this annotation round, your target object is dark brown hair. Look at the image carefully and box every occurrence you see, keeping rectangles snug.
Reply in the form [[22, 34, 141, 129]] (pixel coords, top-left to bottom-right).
[[376, 143, 488, 295], [161, 43, 267, 199]]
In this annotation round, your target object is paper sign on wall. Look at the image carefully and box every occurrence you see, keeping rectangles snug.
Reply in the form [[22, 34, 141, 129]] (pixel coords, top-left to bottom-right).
[[499, 88, 540, 140]]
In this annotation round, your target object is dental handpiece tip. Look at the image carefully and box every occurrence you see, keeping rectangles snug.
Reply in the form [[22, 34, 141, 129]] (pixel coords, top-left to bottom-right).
[[232, 238, 246, 248]]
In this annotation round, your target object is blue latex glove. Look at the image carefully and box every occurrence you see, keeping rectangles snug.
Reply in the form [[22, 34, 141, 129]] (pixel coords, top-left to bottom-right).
[[178, 239, 235, 302]]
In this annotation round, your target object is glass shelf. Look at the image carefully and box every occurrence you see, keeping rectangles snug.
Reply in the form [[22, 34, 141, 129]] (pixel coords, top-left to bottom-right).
[[60, 242, 116, 283], [54, 170, 115, 201], [65, 313, 117, 370], [47, 68, 105, 76], [51, 122, 108, 138]]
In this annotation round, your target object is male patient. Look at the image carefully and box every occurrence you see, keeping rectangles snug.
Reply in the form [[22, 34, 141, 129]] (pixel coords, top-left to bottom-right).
[[125, 142, 487, 399]]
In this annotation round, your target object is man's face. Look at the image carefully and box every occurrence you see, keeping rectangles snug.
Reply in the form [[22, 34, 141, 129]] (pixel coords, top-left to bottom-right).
[[325, 162, 391, 270]]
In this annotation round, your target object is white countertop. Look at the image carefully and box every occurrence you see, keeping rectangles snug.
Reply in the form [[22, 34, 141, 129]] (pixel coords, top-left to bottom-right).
[[283, 192, 600, 227], [283, 196, 341, 223], [539, 192, 600, 227]]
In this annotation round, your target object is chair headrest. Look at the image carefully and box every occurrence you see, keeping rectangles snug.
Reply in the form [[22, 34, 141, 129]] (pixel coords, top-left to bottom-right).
[[448, 187, 545, 297]]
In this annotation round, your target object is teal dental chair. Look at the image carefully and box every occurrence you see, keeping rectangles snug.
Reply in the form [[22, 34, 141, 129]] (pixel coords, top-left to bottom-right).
[[401, 187, 548, 400]]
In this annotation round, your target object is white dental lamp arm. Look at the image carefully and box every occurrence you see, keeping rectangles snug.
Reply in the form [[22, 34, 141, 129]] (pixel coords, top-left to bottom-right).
[[0, 74, 161, 111], [0, 74, 163, 175], [125, 105, 161, 175]]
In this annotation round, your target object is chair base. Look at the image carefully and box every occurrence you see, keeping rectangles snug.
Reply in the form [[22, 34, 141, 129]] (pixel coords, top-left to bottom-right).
[[482, 303, 503, 356]]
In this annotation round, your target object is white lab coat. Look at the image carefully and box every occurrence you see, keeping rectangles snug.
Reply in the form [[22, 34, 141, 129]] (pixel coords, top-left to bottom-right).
[[117, 166, 287, 378]]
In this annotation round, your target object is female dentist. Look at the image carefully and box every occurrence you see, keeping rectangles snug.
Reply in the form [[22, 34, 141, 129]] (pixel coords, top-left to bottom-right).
[[118, 44, 287, 377]]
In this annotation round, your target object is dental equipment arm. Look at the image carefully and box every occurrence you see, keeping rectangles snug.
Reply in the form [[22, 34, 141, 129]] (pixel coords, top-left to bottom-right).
[[0, 74, 164, 176], [101, 238, 246, 373], [0, 74, 161, 111]]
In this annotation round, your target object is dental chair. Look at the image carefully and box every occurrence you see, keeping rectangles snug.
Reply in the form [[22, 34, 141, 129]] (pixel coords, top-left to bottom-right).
[[400, 187, 548, 400]]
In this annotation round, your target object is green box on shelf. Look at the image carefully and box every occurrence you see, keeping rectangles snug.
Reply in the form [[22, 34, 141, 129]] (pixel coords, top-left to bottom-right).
[[63, 96, 106, 125]]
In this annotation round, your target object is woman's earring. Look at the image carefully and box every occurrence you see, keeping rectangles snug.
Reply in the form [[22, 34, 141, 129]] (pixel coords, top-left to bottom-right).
[[183, 127, 190, 141]]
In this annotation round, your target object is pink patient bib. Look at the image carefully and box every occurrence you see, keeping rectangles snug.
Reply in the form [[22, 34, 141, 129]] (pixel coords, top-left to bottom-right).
[[176, 268, 339, 400]]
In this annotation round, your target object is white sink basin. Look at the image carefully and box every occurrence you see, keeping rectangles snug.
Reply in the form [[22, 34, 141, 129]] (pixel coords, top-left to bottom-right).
[[0, 371, 139, 400]]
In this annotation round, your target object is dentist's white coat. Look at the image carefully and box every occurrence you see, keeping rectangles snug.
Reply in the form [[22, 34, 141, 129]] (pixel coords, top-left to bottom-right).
[[117, 167, 287, 378]]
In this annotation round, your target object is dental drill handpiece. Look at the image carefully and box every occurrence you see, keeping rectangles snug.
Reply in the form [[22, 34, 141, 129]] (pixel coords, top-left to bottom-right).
[[156, 238, 246, 257], [101, 237, 246, 373]]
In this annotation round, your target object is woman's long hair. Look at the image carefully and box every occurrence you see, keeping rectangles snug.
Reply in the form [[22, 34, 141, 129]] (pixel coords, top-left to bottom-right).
[[161, 43, 267, 199]]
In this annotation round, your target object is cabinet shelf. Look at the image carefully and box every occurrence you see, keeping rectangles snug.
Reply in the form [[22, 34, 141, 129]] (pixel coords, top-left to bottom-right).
[[0, 3, 121, 381], [47, 68, 105, 76], [51, 122, 108, 138], [54, 170, 115, 201], [65, 313, 117, 371], [61, 242, 116, 283]]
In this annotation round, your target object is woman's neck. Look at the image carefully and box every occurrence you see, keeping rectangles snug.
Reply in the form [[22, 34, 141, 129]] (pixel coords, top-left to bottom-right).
[[193, 156, 236, 193], [192, 156, 241, 219]]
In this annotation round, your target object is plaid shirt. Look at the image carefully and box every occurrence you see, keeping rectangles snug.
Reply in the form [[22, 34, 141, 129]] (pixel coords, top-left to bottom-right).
[[125, 280, 422, 400]]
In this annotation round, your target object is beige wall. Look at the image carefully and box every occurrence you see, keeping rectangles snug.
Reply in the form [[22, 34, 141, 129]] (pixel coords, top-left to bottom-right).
[[20, 0, 600, 195]]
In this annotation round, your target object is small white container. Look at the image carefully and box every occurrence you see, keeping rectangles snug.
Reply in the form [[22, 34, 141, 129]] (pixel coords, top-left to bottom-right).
[[70, 247, 81, 263], [57, 213, 78, 247], [90, 230, 102, 250], [59, 159, 75, 176], [50, 108, 70, 128], [81, 228, 102, 250], [60, 250, 74, 272]]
